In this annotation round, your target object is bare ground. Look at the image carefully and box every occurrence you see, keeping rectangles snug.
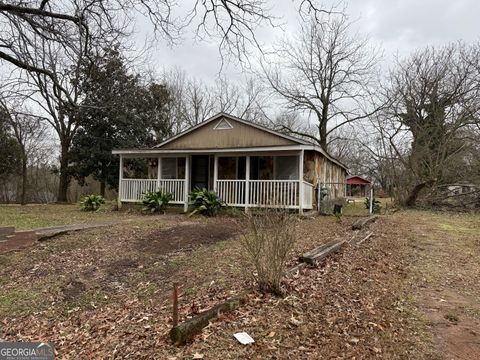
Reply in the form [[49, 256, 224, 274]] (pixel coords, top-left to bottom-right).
[[0, 209, 478, 359]]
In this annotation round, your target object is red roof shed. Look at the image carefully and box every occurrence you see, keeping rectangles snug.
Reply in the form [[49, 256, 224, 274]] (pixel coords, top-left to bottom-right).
[[346, 176, 371, 185]]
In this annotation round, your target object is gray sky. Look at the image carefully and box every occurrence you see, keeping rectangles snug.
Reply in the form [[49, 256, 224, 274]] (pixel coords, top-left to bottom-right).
[[138, 0, 480, 83]]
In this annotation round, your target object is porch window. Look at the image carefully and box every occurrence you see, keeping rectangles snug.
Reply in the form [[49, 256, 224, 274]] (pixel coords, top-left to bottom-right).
[[162, 158, 177, 179], [218, 157, 237, 179], [274, 156, 299, 180]]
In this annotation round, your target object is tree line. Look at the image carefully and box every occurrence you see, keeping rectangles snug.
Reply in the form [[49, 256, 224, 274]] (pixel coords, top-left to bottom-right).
[[0, 1, 479, 206]]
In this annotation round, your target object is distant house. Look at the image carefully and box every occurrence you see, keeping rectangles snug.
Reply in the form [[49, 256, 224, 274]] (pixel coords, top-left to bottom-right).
[[346, 175, 371, 198], [113, 113, 347, 213]]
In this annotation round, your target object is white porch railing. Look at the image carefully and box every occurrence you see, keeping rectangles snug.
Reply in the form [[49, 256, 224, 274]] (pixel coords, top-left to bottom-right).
[[216, 180, 246, 206], [120, 179, 185, 203], [217, 179, 314, 209], [249, 180, 299, 208], [120, 178, 313, 210]]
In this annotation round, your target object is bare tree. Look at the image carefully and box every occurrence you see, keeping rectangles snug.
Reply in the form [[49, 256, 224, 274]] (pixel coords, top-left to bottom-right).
[[0, 1, 334, 86], [164, 70, 270, 130], [263, 12, 381, 151], [382, 42, 480, 206], [0, 98, 49, 204]]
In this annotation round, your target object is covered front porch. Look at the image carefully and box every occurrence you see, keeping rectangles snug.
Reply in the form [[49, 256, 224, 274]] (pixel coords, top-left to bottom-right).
[[116, 150, 314, 213]]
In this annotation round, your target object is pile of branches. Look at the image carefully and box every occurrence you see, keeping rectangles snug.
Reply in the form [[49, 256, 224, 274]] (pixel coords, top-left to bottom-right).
[[417, 184, 480, 211]]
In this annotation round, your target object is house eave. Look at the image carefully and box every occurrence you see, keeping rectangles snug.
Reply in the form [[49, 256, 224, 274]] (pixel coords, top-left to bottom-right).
[[112, 144, 348, 171]]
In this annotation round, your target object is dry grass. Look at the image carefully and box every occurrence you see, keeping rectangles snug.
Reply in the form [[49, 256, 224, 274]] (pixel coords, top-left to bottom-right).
[[0, 203, 129, 230]]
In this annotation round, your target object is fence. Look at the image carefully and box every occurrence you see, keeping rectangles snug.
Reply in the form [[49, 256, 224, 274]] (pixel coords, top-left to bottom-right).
[[318, 181, 374, 216]]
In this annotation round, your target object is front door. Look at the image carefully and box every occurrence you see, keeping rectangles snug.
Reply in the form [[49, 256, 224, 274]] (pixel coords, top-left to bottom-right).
[[191, 155, 209, 190]]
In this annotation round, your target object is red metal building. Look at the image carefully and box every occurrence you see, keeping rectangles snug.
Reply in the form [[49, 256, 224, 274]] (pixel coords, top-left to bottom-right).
[[346, 175, 371, 197]]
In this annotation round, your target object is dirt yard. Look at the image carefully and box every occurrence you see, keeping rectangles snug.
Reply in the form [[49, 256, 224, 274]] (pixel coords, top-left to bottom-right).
[[0, 206, 478, 359]]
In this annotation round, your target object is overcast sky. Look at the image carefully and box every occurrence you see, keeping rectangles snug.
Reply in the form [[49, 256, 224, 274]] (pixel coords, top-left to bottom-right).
[[138, 0, 480, 83]]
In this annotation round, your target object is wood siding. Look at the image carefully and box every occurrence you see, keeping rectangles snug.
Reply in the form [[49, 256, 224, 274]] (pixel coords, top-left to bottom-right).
[[304, 150, 347, 201], [160, 117, 297, 150]]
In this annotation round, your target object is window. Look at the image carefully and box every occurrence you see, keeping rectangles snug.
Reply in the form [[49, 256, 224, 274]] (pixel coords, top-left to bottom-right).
[[161, 158, 177, 179], [274, 156, 299, 180], [213, 118, 233, 130]]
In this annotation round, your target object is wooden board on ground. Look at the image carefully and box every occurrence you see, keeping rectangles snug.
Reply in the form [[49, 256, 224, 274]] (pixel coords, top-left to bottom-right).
[[170, 292, 249, 344], [352, 215, 379, 230], [299, 239, 346, 265], [0, 226, 15, 241]]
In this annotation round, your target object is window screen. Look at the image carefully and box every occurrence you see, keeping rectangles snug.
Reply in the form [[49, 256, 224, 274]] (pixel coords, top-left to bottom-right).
[[161, 158, 177, 179], [274, 156, 298, 180]]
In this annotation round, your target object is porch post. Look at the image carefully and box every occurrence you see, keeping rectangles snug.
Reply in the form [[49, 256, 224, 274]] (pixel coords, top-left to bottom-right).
[[298, 149, 304, 214], [184, 156, 190, 213], [245, 155, 250, 212], [157, 156, 162, 190], [117, 154, 123, 209], [213, 154, 218, 192]]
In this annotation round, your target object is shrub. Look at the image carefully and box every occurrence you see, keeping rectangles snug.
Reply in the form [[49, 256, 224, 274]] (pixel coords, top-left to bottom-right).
[[188, 188, 225, 216], [142, 190, 173, 213], [365, 197, 382, 213], [80, 194, 105, 212], [240, 208, 296, 295]]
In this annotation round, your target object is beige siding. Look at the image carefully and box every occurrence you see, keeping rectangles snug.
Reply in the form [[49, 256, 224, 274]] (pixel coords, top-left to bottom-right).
[[160, 117, 296, 150]]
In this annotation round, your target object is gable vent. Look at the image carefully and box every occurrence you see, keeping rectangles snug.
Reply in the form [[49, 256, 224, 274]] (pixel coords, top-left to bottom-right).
[[213, 118, 233, 130]]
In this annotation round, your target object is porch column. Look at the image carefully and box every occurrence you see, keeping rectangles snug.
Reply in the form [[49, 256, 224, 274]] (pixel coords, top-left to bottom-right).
[[184, 156, 190, 213], [117, 154, 123, 209], [245, 156, 250, 212], [157, 157, 162, 190], [213, 155, 218, 192], [298, 149, 304, 214]]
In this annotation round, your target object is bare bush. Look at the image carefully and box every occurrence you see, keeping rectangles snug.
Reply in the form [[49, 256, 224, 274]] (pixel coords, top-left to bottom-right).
[[240, 209, 296, 295]]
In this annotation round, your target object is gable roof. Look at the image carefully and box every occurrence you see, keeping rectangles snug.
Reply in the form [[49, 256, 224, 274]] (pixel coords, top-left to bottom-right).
[[346, 175, 371, 184], [154, 112, 310, 149], [113, 112, 347, 170]]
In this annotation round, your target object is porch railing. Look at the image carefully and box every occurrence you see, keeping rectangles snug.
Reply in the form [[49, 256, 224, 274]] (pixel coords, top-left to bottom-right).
[[120, 178, 313, 210], [216, 180, 246, 207], [217, 179, 313, 209], [120, 179, 185, 203]]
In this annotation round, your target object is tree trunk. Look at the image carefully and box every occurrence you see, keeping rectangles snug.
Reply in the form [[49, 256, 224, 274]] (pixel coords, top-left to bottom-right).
[[20, 152, 27, 205], [405, 179, 436, 207], [100, 181, 106, 197], [57, 141, 70, 202], [319, 121, 328, 151]]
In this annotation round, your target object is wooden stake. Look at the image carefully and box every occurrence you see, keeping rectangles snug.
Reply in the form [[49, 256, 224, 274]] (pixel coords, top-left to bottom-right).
[[172, 283, 179, 327]]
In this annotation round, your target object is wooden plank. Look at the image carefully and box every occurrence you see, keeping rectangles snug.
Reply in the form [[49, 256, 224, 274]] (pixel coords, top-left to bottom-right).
[[352, 215, 379, 230], [169, 292, 249, 344], [0, 226, 15, 237], [299, 239, 345, 265]]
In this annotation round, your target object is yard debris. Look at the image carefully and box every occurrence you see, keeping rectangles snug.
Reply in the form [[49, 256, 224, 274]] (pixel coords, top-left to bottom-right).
[[352, 215, 379, 230], [233, 332, 255, 345], [357, 232, 374, 245], [2, 210, 462, 358], [169, 292, 249, 344], [299, 239, 345, 264]]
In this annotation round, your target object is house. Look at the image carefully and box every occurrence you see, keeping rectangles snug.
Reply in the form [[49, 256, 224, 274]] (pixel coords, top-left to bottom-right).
[[112, 113, 347, 213], [346, 175, 371, 198]]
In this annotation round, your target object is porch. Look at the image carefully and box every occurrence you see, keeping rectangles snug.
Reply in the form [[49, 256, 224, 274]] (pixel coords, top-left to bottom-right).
[[117, 152, 314, 213]]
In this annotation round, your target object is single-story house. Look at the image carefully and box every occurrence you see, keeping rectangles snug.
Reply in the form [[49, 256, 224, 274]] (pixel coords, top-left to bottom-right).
[[112, 113, 347, 213], [346, 176, 371, 198]]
